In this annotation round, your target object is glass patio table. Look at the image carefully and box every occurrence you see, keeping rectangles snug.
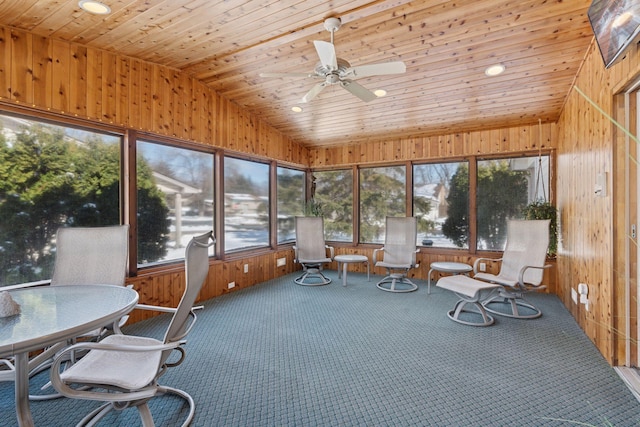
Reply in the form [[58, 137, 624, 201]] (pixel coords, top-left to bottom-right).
[[0, 285, 139, 427]]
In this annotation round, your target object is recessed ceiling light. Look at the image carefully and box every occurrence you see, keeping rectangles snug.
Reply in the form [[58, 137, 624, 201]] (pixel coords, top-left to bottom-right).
[[374, 89, 387, 97], [78, 0, 111, 15], [291, 106, 303, 113], [485, 64, 506, 77]]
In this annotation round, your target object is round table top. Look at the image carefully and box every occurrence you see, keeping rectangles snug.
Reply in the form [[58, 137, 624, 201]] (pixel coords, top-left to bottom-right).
[[429, 261, 473, 273], [335, 254, 369, 263], [0, 284, 139, 357]]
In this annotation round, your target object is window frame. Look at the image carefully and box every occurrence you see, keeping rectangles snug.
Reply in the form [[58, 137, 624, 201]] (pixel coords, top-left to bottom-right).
[[0, 104, 556, 287]]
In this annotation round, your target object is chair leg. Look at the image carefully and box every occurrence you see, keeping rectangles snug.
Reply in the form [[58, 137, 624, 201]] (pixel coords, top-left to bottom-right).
[[73, 387, 194, 427], [138, 402, 155, 427], [375, 271, 418, 293], [294, 265, 332, 286], [447, 293, 495, 326], [482, 292, 542, 319], [157, 385, 196, 427]]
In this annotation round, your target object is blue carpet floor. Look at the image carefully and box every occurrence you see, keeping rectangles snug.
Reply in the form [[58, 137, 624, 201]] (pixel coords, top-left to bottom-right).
[[1, 271, 640, 426]]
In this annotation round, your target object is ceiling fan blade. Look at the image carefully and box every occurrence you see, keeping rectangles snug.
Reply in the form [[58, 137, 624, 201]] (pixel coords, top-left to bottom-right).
[[345, 61, 407, 79], [302, 82, 327, 103], [313, 40, 337, 71], [340, 80, 377, 102], [259, 72, 315, 78]]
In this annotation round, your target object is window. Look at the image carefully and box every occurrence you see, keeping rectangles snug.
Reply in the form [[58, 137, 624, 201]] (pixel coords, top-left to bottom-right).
[[313, 169, 353, 242], [414, 161, 469, 248], [0, 113, 121, 286], [224, 157, 270, 251], [360, 166, 406, 243], [476, 155, 550, 250], [137, 140, 214, 265], [277, 167, 305, 244]]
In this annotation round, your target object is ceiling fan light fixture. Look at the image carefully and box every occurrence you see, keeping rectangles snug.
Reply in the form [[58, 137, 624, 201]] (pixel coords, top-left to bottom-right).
[[374, 89, 387, 97], [485, 64, 506, 77], [78, 0, 111, 15], [291, 106, 303, 113]]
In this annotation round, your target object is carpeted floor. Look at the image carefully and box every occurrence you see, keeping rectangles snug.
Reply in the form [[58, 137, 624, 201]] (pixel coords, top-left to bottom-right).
[[2, 271, 640, 426]]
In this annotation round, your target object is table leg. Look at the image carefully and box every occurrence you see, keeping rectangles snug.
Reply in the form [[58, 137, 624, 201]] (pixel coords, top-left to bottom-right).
[[342, 262, 348, 287], [428, 268, 434, 294], [366, 261, 370, 281], [15, 352, 34, 427]]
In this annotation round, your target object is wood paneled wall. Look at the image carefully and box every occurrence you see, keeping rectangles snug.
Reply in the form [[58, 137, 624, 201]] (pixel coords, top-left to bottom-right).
[[307, 123, 556, 167], [127, 249, 299, 323], [307, 124, 559, 296], [557, 39, 640, 365], [0, 25, 308, 165], [0, 25, 308, 319]]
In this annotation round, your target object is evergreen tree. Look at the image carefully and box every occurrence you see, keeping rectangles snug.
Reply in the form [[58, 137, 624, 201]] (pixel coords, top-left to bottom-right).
[[443, 161, 528, 249], [0, 123, 169, 285], [314, 170, 353, 240], [359, 167, 406, 242]]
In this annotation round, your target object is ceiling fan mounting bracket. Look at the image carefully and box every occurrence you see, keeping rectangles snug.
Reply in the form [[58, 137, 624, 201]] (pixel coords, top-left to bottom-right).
[[324, 17, 342, 34]]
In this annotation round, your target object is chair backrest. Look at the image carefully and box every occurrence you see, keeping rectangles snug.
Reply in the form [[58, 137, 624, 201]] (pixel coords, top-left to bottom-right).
[[295, 217, 329, 261], [500, 219, 550, 285], [51, 225, 129, 287], [382, 217, 417, 265], [162, 231, 214, 352]]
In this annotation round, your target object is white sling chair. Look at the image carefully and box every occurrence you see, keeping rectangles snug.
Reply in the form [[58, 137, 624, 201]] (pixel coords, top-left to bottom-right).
[[0, 225, 130, 400], [474, 219, 551, 319], [50, 231, 214, 427], [293, 216, 335, 285], [373, 217, 420, 292]]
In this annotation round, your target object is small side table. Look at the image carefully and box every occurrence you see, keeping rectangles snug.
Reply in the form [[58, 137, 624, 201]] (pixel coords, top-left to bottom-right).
[[427, 261, 473, 294], [335, 254, 370, 287]]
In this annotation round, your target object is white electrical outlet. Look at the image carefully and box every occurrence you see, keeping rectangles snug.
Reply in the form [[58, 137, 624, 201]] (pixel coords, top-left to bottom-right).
[[244, 264, 249, 273], [571, 288, 578, 304], [479, 262, 486, 272], [228, 281, 235, 289], [276, 257, 286, 267]]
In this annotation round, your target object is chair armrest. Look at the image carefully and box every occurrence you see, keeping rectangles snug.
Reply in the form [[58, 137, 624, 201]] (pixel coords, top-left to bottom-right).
[[473, 257, 503, 274], [372, 247, 385, 263], [135, 303, 179, 313], [517, 264, 552, 288], [326, 245, 335, 259]]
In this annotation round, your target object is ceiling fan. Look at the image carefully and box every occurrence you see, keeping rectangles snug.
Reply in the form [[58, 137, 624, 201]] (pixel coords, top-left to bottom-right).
[[260, 17, 406, 103]]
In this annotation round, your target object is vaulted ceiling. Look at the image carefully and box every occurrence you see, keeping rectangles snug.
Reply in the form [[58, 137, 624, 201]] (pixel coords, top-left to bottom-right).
[[0, 0, 595, 147]]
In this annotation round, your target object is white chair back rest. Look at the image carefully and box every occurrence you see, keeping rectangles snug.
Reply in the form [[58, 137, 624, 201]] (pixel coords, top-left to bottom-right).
[[163, 231, 214, 353], [383, 217, 417, 265], [51, 225, 129, 287], [295, 217, 328, 260], [500, 219, 550, 285]]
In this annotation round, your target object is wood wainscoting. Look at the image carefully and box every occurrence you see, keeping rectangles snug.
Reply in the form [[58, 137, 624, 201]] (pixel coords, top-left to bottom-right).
[[126, 246, 556, 325]]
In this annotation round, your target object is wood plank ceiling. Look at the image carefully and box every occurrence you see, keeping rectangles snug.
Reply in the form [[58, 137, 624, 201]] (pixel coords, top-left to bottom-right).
[[0, 0, 595, 148]]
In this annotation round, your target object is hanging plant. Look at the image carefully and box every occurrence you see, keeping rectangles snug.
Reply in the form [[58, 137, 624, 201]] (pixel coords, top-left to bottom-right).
[[522, 200, 558, 257]]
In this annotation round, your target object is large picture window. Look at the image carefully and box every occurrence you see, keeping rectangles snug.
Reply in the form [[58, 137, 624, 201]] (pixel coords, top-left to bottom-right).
[[313, 169, 353, 242], [360, 166, 406, 244], [0, 113, 121, 286], [224, 157, 270, 251], [476, 155, 550, 250], [277, 167, 305, 243], [414, 161, 469, 249], [137, 140, 214, 265]]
